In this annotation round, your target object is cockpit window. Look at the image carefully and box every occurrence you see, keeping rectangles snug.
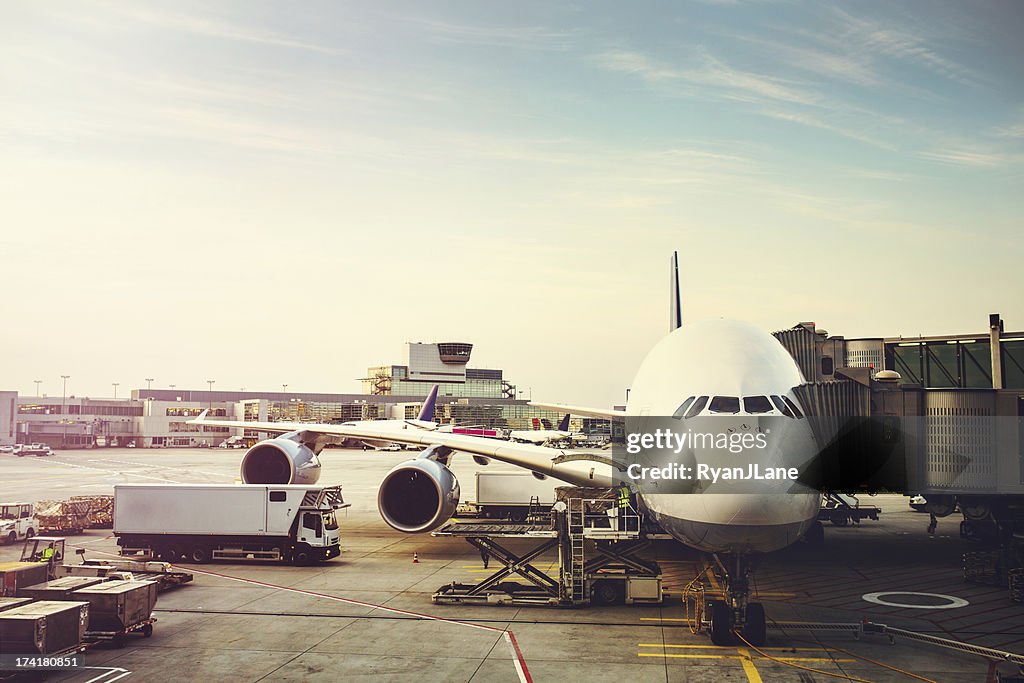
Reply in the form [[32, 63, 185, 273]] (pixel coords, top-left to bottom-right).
[[743, 396, 773, 414], [770, 395, 794, 417], [685, 396, 709, 419], [672, 397, 696, 420], [782, 396, 805, 419], [708, 396, 740, 414]]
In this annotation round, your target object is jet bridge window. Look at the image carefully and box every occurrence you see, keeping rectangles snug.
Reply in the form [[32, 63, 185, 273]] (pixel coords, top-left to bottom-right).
[[708, 396, 740, 414], [672, 397, 696, 420], [743, 396, 774, 414], [684, 396, 709, 419], [770, 396, 794, 418]]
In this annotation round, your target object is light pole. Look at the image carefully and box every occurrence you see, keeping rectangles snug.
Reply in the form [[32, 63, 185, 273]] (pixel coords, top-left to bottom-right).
[[145, 378, 154, 390], [282, 384, 288, 420], [112, 383, 119, 399], [206, 380, 215, 411], [60, 375, 70, 448], [34, 380, 41, 397]]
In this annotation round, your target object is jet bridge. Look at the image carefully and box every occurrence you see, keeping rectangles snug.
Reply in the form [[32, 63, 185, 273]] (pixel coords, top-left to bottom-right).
[[431, 493, 663, 607]]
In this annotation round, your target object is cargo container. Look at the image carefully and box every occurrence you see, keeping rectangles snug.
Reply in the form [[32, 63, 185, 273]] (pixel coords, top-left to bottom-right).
[[0, 600, 88, 655], [73, 579, 158, 639], [0, 597, 32, 612], [114, 484, 349, 564], [0, 561, 49, 597], [18, 576, 106, 601]]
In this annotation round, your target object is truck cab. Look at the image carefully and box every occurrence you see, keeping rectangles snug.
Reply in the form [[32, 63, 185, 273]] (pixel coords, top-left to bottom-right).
[[1, 503, 38, 545], [294, 507, 342, 564]]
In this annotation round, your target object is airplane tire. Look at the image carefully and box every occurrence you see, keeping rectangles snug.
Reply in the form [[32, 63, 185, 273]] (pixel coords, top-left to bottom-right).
[[804, 521, 825, 546], [743, 603, 767, 646], [709, 602, 733, 646]]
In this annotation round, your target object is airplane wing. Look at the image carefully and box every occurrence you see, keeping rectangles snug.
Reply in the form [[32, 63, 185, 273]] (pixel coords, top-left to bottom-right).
[[528, 402, 625, 420], [188, 413, 623, 487]]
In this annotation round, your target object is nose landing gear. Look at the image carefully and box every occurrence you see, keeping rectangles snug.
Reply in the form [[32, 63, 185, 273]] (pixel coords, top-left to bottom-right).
[[702, 553, 767, 646]]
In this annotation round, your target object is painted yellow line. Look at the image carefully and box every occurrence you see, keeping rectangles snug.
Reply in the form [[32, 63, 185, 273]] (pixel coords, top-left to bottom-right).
[[638, 653, 735, 660], [736, 647, 764, 683], [638, 644, 834, 652], [638, 652, 852, 663]]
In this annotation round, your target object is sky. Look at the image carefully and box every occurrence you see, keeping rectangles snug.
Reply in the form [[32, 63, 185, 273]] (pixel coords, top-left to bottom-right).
[[1, 1, 1022, 406]]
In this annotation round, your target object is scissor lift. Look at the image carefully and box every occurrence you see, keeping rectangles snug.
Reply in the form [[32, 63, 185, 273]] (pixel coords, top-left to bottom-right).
[[431, 496, 663, 607]]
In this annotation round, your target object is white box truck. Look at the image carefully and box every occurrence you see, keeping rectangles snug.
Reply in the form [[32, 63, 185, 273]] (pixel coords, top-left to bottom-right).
[[473, 471, 559, 522], [114, 484, 349, 565]]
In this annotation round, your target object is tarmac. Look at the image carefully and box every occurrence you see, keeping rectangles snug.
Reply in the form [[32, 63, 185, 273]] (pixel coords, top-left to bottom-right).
[[2, 447, 1023, 682]]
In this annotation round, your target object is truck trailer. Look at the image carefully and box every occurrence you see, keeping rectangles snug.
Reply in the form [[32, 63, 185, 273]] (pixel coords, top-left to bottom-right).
[[471, 471, 560, 522], [114, 484, 349, 565]]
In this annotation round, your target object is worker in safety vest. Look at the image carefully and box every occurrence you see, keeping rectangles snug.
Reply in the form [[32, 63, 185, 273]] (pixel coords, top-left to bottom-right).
[[616, 486, 633, 531], [41, 543, 56, 562]]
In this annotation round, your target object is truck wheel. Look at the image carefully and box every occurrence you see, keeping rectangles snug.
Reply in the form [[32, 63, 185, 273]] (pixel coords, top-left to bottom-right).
[[5, 531, 15, 545], [26, 528, 35, 539], [508, 509, 527, 523], [159, 546, 181, 562], [830, 511, 849, 527], [293, 549, 312, 566], [142, 623, 153, 638], [591, 580, 621, 605], [189, 546, 209, 563]]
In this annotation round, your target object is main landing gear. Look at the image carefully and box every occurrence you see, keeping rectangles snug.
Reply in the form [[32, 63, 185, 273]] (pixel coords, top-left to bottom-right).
[[704, 553, 766, 646]]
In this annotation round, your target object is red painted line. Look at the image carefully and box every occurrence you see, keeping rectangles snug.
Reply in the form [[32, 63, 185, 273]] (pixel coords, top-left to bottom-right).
[[504, 631, 533, 683]]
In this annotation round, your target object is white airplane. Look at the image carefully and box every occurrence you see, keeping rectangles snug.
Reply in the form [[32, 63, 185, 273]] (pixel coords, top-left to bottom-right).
[[189, 253, 822, 645], [508, 414, 574, 445]]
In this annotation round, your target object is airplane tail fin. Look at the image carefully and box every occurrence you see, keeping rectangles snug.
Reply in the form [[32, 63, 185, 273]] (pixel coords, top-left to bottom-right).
[[557, 414, 570, 431], [670, 251, 682, 331], [417, 385, 439, 421]]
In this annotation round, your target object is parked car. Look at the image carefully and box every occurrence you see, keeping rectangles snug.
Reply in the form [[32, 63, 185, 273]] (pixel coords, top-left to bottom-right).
[[0, 445, 13, 454], [16, 444, 53, 457]]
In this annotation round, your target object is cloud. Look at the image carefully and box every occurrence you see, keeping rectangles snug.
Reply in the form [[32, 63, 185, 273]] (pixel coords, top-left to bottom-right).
[[594, 49, 820, 107], [833, 8, 980, 86], [917, 148, 1017, 167], [395, 16, 583, 52], [94, 3, 346, 55]]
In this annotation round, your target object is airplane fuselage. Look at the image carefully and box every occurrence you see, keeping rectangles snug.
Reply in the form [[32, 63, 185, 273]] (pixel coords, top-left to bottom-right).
[[625, 318, 821, 554]]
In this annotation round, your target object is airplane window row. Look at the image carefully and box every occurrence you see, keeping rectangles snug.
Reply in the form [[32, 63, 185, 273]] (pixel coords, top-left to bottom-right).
[[671, 394, 804, 419]]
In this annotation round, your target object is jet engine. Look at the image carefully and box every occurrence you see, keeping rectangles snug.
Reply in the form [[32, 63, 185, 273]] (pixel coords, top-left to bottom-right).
[[378, 457, 460, 533], [240, 438, 321, 485]]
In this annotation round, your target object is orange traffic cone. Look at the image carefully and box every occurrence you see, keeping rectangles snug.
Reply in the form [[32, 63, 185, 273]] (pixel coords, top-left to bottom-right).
[[413, 552, 419, 563]]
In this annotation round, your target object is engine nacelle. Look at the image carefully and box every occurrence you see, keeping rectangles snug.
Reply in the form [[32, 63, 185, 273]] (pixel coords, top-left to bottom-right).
[[240, 438, 321, 485], [378, 458, 460, 533]]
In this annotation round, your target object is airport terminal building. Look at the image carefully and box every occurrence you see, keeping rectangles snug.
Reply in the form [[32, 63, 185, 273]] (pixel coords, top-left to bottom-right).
[[8, 320, 1022, 449], [6, 342, 578, 448]]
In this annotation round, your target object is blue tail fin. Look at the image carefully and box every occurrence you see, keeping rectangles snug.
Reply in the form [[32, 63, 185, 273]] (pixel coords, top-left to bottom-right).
[[557, 414, 570, 431], [417, 385, 439, 421], [670, 251, 682, 331]]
